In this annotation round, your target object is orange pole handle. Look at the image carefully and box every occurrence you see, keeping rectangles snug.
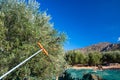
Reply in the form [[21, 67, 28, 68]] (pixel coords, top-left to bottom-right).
[[37, 42, 48, 56]]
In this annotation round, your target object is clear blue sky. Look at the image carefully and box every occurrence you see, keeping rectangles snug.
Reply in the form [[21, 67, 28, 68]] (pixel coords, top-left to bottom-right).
[[37, 0, 120, 50]]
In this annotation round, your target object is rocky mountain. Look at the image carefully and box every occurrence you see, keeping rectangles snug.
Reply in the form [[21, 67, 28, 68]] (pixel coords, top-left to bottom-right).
[[77, 42, 120, 53], [101, 43, 120, 51]]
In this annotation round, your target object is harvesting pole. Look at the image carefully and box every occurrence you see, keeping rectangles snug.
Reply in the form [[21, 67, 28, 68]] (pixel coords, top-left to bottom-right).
[[0, 42, 48, 80]]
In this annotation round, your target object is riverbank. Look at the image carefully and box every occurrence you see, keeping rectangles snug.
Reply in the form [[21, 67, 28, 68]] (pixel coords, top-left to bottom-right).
[[70, 65, 120, 70]]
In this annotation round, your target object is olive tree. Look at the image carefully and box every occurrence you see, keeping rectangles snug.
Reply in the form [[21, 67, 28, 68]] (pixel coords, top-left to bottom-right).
[[0, 0, 66, 79], [88, 52, 102, 66]]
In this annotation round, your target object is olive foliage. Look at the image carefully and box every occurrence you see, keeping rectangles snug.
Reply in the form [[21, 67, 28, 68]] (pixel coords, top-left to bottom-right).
[[0, 0, 66, 79]]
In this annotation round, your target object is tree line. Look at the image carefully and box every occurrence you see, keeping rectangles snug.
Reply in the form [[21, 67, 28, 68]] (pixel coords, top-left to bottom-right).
[[65, 50, 120, 66]]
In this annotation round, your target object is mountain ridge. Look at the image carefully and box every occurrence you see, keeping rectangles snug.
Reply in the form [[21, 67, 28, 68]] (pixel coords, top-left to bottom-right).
[[75, 42, 120, 53]]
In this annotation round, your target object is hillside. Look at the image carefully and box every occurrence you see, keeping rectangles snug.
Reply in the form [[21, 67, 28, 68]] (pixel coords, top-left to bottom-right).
[[76, 42, 120, 53]]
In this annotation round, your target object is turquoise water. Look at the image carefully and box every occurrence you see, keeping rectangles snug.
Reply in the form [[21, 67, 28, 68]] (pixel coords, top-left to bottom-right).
[[59, 69, 120, 80]]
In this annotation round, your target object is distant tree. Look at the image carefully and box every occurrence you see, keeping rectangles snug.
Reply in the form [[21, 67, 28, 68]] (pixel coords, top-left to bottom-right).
[[65, 51, 72, 64], [102, 51, 120, 63], [83, 54, 89, 65], [0, 0, 66, 79], [88, 52, 102, 66], [65, 50, 87, 65], [65, 50, 76, 65], [115, 51, 120, 63], [74, 51, 85, 64]]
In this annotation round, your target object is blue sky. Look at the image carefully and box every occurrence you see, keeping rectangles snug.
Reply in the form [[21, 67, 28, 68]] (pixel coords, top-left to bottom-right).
[[37, 0, 120, 50]]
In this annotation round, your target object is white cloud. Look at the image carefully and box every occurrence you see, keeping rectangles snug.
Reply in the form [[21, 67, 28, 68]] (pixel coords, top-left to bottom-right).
[[118, 37, 120, 41]]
